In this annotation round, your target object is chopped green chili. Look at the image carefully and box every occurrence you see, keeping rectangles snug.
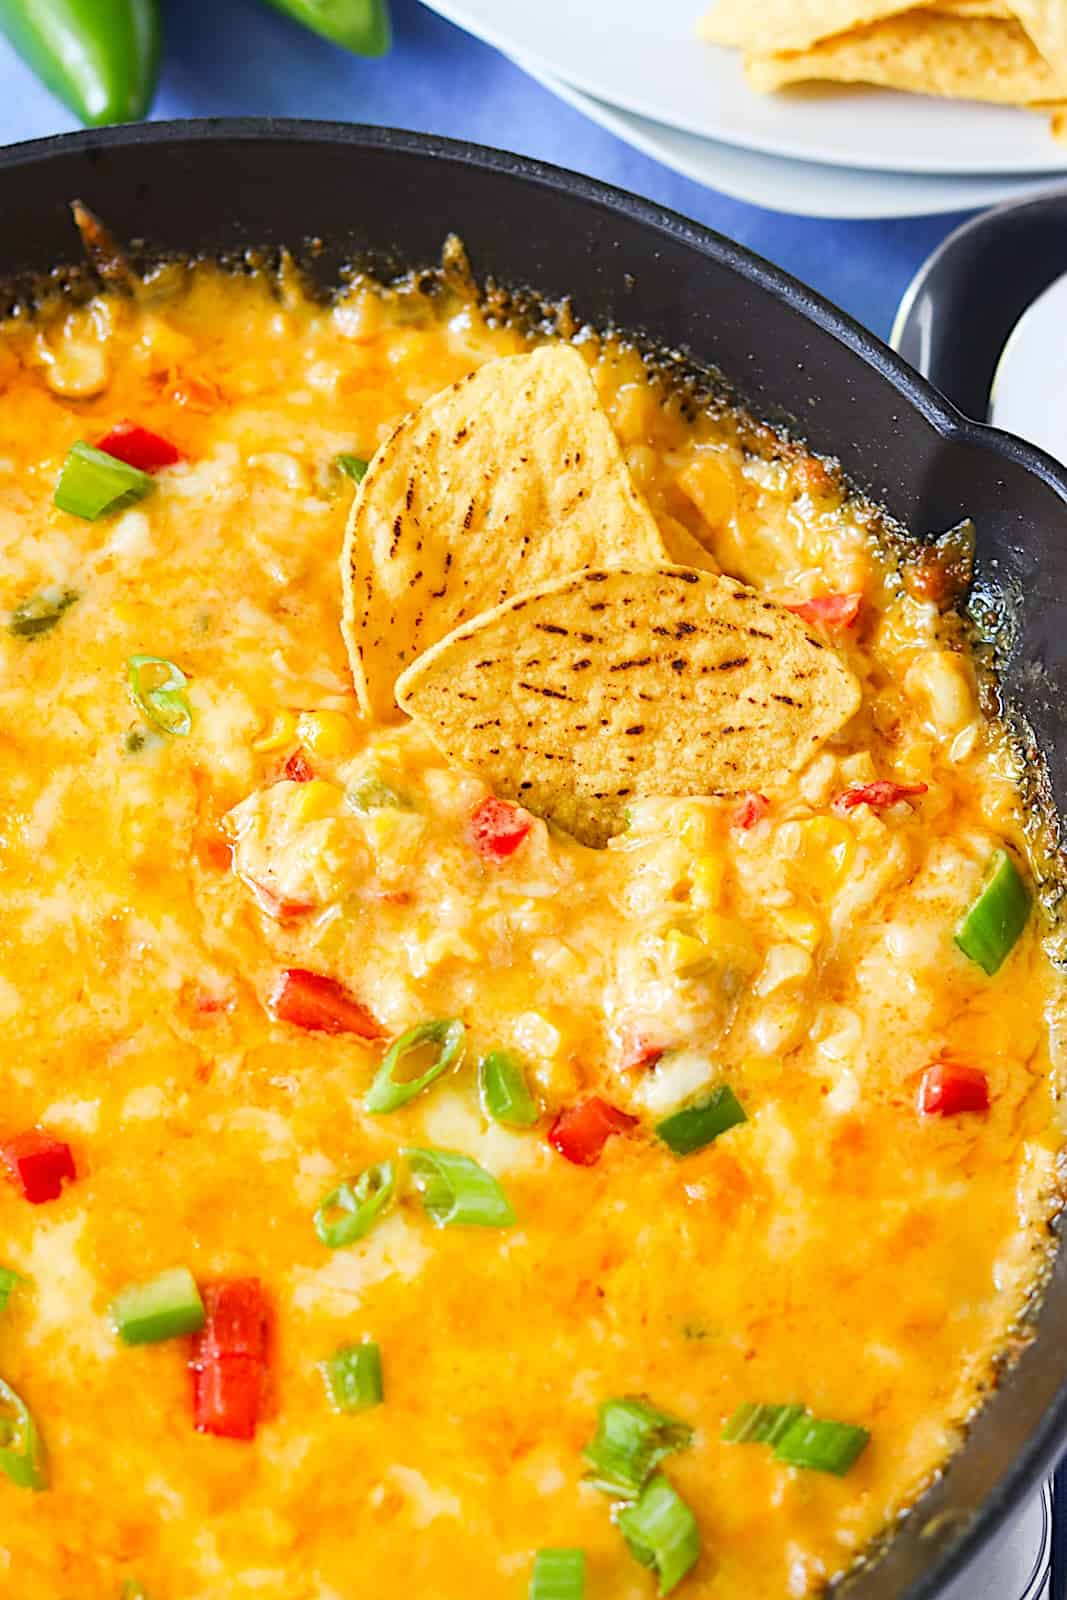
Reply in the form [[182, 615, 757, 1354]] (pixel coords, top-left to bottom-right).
[[8, 587, 78, 638], [314, 1161, 396, 1249], [126, 654, 192, 737], [403, 1146, 516, 1228], [0, 1377, 46, 1490], [955, 849, 1031, 976], [615, 1474, 700, 1595], [346, 775, 409, 813], [773, 1414, 870, 1476], [365, 1019, 465, 1114], [584, 1396, 693, 1499], [109, 1267, 205, 1345], [320, 1340, 383, 1413], [529, 1548, 585, 1600], [335, 453, 369, 483], [54, 441, 153, 521], [479, 1050, 539, 1128], [655, 1085, 747, 1157], [721, 1402, 806, 1446], [0, 1268, 24, 1313]]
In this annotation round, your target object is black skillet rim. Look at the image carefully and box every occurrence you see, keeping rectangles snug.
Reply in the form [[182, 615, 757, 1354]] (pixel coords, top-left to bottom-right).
[[1, 116, 1065, 1599]]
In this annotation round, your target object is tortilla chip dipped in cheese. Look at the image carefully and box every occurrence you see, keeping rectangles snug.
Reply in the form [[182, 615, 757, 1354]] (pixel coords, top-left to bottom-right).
[[343, 345, 669, 722], [396, 565, 861, 846]]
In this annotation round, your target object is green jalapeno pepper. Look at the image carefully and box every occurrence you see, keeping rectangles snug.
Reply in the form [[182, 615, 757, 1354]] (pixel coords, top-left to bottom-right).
[[0, 0, 161, 126], [263, 0, 390, 57]]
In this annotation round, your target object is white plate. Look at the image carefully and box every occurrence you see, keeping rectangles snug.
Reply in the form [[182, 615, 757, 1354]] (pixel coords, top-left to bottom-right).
[[421, 0, 1067, 176], [518, 59, 1059, 219], [991, 270, 1067, 464]]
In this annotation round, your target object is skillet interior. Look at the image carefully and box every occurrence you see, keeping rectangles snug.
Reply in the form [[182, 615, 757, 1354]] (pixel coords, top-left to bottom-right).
[[2, 119, 1065, 1599]]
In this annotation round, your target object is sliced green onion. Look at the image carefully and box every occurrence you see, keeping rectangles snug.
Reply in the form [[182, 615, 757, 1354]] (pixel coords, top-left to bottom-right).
[[335, 453, 369, 483], [403, 1146, 516, 1228], [365, 1019, 465, 1114], [54, 441, 153, 521], [314, 1161, 396, 1249], [0, 1268, 24, 1314], [529, 1548, 585, 1600], [122, 1583, 149, 1600], [773, 1414, 870, 1476], [126, 654, 192, 736], [127, 654, 192, 737], [320, 1340, 383, 1413], [721, 1402, 806, 1446], [8, 587, 78, 638], [0, 1377, 46, 1490], [955, 848, 1031, 976], [109, 1267, 205, 1345], [584, 1396, 693, 1499], [615, 1474, 700, 1596], [346, 775, 410, 813], [655, 1085, 747, 1157], [479, 1050, 539, 1128]]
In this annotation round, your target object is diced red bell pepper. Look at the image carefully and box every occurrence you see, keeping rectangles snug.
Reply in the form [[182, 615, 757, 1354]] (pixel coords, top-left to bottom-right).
[[192, 1355, 262, 1441], [732, 792, 769, 829], [787, 593, 863, 631], [1, 1130, 75, 1204], [619, 1030, 666, 1073], [242, 876, 314, 922], [195, 1280, 268, 1363], [283, 750, 314, 784], [96, 420, 182, 473], [918, 1062, 990, 1117], [269, 968, 382, 1038], [470, 796, 533, 861], [190, 1281, 269, 1441], [548, 1098, 637, 1166], [834, 781, 928, 815]]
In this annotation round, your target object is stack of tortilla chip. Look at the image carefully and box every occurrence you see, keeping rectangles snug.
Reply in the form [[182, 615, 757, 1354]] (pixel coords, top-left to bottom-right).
[[700, 1, 1067, 140]]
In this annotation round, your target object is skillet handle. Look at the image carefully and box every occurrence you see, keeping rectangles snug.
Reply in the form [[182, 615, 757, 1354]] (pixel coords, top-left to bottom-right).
[[1051, 1455, 1067, 1599]]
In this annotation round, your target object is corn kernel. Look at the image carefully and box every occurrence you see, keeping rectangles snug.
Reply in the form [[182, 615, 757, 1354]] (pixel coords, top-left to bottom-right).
[[297, 709, 357, 759], [793, 816, 855, 893], [665, 929, 713, 978], [773, 905, 823, 951], [674, 803, 713, 851], [676, 453, 737, 531], [696, 912, 756, 971], [690, 853, 725, 909], [292, 778, 341, 824], [253, 710, 297, 752]]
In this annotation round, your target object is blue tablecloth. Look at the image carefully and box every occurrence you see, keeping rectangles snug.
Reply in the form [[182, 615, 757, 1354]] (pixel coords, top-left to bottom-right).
[[0, 0, 973, 340]]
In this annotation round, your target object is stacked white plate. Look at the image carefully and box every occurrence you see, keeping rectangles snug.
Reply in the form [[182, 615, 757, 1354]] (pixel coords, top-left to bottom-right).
[[420, 0, 1067, 217]]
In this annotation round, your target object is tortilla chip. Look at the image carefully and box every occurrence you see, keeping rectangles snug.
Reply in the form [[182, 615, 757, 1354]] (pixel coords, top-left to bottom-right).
[[396, 566, 861, 847], [931, 1, 1013, 16], [342, 346, 668, 722], [1010, 1, 1067, 84], [700, 0, 913, 52], [746, 14, 1060, 103]]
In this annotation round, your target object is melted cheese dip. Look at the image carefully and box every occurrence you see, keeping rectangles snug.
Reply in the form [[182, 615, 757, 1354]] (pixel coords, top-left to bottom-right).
[[0, 264, 1062, 1599]]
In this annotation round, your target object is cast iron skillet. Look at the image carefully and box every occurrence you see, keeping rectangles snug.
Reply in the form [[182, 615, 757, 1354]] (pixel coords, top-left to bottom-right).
[[3, 119, 1066, 1600]]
